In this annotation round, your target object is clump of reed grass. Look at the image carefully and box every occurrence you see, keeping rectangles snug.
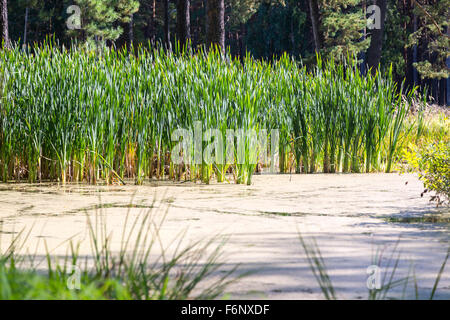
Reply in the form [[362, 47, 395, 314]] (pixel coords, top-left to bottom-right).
[[0, 42, 416, 185]]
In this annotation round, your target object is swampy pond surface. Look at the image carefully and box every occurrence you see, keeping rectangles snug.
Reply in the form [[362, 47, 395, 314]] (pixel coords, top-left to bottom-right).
[[0, 173, 449, 299]]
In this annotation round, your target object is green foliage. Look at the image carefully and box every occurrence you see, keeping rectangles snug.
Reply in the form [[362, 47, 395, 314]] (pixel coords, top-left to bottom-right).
[[407, 0, 450, 80], [381, 0, 409, 80], [8, 0, 66, 45], [399, 109, 449, 206], [244, 0, 308, 58], [228, 0, 262, 26], [0, 263, 130, 300], [415, 142, 449, 206], [72, 0, 140, 44], [320, 0, 369, 60]]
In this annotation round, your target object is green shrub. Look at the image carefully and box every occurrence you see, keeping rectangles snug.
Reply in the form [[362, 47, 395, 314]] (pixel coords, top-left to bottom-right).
[[417, 142, 450, 206], [403, 140, 449, 207]]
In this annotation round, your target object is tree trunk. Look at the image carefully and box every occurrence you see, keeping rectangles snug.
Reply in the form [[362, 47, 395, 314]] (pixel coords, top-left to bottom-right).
[[151, 0, 156, 44], [289, 10, 295, 55], [129, 14, 134, 47], [23, 7, 29, 48], [164, 0, 171, 50], [412, 13, 418, 85], [206, 0, 225, 52], [143, 0, 157, 45], [307, 0, 321, 53], [239, 22, 246, 58], [366, 0, 387, 73], [447, 26, 450, 106], [176, 0, 191, 49], [1, 0, 10, 48], [403, 0, 415, 90]]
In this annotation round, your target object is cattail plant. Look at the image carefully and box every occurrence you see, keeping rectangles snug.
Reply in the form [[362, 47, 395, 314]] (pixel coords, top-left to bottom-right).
[[0, 42, 414, 185]]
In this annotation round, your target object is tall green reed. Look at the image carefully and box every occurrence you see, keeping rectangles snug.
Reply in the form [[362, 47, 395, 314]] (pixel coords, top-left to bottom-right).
[[0, 42, 415, 185]]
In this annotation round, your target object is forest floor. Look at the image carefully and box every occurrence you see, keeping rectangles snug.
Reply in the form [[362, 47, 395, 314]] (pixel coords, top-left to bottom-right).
[[0, 173, 449, 299]]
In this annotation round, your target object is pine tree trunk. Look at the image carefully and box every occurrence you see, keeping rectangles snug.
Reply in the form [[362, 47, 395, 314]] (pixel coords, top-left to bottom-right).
[[289, 11, 295, 55], [144, 0, 157, 45], [307, 0, 321, 53], [129, 14, 134, 47], [1, 0, 10, 48], [176, 0, 191, 49], [152, 0, 156, 44], [366, 0, 387, 73], [239, 22, 246, 58], [164, 0, 171, 50], [412, 13, 418, 85], [23, 7, 29, 49], [206, 0, 225, 52], [403, 0, 415, 90]]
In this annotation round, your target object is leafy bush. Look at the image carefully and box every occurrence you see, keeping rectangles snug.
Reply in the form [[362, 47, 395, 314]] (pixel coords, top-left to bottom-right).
[[403, 140, 449, 207], [417, 142, 450, 206]]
